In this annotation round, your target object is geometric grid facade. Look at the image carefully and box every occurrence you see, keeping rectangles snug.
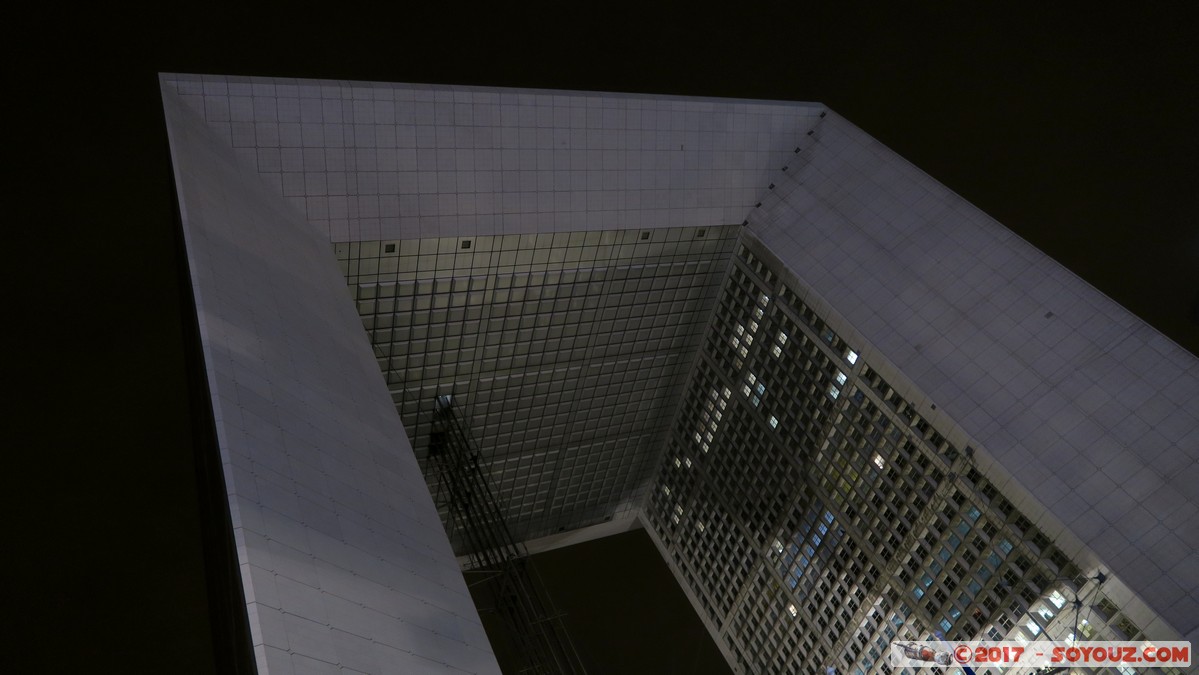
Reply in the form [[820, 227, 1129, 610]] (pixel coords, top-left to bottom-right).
[[162, 85, 502, 674], [338, 226, 736, 544], [162, 73, 1198, 675], [647, 236, 1191, 674], [744, 111, 1198, 645]]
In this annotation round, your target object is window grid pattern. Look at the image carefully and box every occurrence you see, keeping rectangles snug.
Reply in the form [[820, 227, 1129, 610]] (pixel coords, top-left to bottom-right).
[[648, 238, 1164, 675], [342, 225, 737, 546]]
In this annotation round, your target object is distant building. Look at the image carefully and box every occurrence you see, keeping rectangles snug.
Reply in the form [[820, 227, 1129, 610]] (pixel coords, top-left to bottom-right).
[[162, 74, 1197, 674]]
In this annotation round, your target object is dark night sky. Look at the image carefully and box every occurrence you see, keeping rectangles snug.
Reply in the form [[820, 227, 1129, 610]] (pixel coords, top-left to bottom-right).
[[9, 4, 1196, 673]]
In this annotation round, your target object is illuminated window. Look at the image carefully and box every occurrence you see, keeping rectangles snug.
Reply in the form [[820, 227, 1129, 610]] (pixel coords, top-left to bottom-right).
[[836, 371, 848, 386], [846, 349, 859, 365], [777, 331, 788, 344], [758, 293, 770, 307], [674, 457, 682, 468], [1048, 591, 1067, 609], [872, 453, 885, 470], [662, 485, 671, 496], [771, 345, 782, 357], [787, 603, 798, 618], [828, 385, 841, 400], [769, 416, 779, 429]]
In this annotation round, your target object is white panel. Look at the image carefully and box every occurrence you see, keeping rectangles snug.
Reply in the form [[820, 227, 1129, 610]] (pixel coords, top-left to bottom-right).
[[747, 111, 1199, 642], [162, 79, 501, 674], [162, 73, 823, 243]]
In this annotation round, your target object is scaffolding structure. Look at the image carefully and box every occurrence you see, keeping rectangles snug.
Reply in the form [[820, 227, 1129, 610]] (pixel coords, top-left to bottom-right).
[[428, 395, 588, 675]]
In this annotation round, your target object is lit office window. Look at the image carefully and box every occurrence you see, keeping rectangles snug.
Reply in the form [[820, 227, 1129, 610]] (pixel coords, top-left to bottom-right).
[[1048, 591, 1067, 609]]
